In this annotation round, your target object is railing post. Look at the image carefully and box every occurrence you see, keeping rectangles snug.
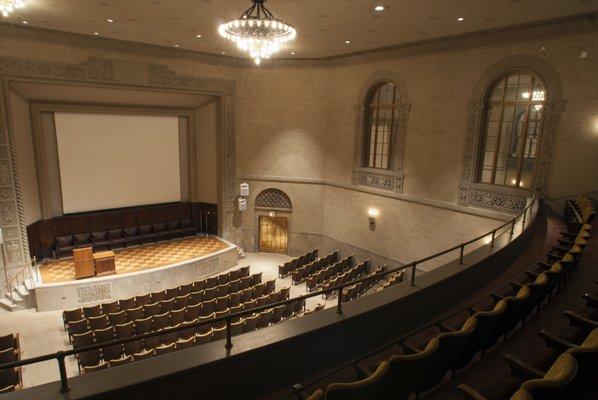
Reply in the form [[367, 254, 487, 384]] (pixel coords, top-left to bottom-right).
[[522, 209, 527, 230], [491, 230, 496, 247], [336, 288, 343, 314], [510, 219, 515, 236], [410, 263, 417, 286], [225, 317, 233, 349], [56, 351, 69, 393], [459, 244, 465, 265]]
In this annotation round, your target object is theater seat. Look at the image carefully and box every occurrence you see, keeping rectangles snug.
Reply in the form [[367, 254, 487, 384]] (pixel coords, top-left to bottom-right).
[[124, 226, 141, 247], [139, 224, 155, 244], [54, 235, 75, 258], [74, 233, 92, 249], [166, 220, 183, 239], [91, 231, 110, 251], [519, 352, 577, 399], [153, 222, 169, 242]]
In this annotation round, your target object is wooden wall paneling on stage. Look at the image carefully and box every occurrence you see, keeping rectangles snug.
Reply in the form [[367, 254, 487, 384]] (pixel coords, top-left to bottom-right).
[[88, 213, 106, 231], [70, 215, 90, 234], [136, 207, 152, 226], [121, 209, 137, 227], [104, 211, 122, 230]]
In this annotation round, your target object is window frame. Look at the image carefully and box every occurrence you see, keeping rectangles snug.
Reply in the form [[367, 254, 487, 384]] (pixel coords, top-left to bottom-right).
[[362, 81, 399, 170]]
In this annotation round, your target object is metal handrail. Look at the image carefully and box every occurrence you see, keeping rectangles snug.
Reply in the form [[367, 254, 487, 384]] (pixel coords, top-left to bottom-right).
[[0, 196, 537, 393], [3, 257, 35, 303]]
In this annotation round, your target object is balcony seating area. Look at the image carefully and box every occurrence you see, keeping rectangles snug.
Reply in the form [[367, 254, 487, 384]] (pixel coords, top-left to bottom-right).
[[295, 203, 594, 400], [0, 333, 22, 394], [292, 251, 340, 285], [54, 219, 197, 258], [279, 249, 319, 278]]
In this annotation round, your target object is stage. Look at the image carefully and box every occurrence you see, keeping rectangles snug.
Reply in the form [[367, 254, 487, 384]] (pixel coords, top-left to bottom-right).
[[33, 236, 238, 311]]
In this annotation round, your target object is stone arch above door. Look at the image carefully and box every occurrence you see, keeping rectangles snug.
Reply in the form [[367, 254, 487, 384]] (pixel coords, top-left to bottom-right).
[[255, 188, 292, 210]]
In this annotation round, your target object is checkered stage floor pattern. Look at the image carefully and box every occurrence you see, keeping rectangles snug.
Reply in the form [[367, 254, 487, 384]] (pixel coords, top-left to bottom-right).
[[39, 236, 229, 284]]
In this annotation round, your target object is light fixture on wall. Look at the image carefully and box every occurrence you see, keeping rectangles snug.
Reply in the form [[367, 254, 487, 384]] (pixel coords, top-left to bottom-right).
[[218, 0, 297, 65], [0, 0, 25, 17], [269, 210, 277, 218], [368, 208, 378, 231]]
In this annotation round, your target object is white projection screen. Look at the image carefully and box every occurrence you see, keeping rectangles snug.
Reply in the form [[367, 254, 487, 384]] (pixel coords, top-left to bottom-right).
[[54, 112, 181, 214]]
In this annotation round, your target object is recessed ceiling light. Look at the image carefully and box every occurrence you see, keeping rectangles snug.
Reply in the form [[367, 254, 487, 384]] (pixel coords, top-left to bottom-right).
[[374, 5, 386, 12], [22, 20, 28, 24], [345, 40, 351, 44], [93, 32, 100, 35], [457, 17, 464, 22], [195, 34, 202, 38], [106, 19, 114, 23]]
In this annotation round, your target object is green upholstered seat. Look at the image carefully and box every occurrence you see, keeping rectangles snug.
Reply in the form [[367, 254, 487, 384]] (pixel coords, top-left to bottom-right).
[[325, 361, 389, 400], [520, 352, 577, 399]]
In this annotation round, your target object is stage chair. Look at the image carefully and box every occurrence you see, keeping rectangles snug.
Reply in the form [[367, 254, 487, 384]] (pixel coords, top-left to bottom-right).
[[91, 231, 110, 251], [159, 298, 175, 313], [68, 319, 89, 341], [185, 304, 202, 322], [180, 218, 196, 237], [195, 329, 212, 345], [229, 291, 242, 308], [155, 343, 176, 355], [101, 301, 119, 315], [189, 291, 203, 306], [175, 294, 190, 309], [243, 315, 259, 333], [264, 279, 276, 295], [82, 305, 102, 319], [82, 361, 108, 374], [108, 311, 127, 326], [150, 291, 164, 304], [153, 222, 169, 242], [205, 276, 219, 290], [88, 314, 109, 331], [192, 279, 206, 292], [54, 235, 75, 258], [250, 272, 263, 286], [257, 310, 272, 329], [118, 297, 136, 311], [63, 308, 83, 331], [139, 224, 155, 244], [164, 288, 178, 301], [200, 299, 215, 316], [133, 317, 153, 336], [179, 283, 193, 296], [74, 233, 92, 249], [125, 306, 144, 323], [211, 326, 227, 341], [124, 226, 141, 247], [176, 337, 195, 350], [133, 349, 155, 361], [203, 287, 217, 303], [109, 355, 133, 367], [166, 220, 183, 239], [162, 325, 181, 346], [135, 294, 151, 307], [170, 308, 186, 325], [107, 228, 125, 250], [153, 313, 170, 332], [239, 266, 251, 278], [180, 320, 197, 340]]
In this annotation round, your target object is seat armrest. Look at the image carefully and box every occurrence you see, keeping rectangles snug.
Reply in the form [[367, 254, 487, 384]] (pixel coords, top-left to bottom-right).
[[525, 271, 539, 279], [509, 281, 523, 291], [564, 310, 598, 330], [467, 307, 481, 315], [400, 341, 421, 354], [352, 362, 372, 379], [491, 293, 505, 302], [502, 354, 544, 380], [582, 293, 598, 308], [538, 330, 576, 352], [435, 322, 456, 333], [537, 261, 552, 269], [546, 253, 561, 260], [456, 384, 488, 400]]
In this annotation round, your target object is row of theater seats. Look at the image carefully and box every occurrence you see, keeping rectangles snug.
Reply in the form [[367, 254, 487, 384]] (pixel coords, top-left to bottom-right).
[[279, 249, 319, 278], [341, 265, 389, 303], [321, 260, 374, 296], [0, 333, 21, 394], [299, 211, 592, 399], [74, 285, 302, 374], [292, 251, 340, 285], [371, 270, 406, 294], [565, 194, 596, 230], [64, 272, 271, 342], [306, 256, 353, 291], [54, 219, 198, 258]]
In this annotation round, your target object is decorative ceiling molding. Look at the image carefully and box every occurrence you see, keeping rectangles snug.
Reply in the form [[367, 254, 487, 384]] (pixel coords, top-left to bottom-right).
[[0, 12, 597, 69]]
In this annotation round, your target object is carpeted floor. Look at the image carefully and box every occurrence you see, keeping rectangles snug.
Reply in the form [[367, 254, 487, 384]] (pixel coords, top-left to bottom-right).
[[38, 236, 229, 283]]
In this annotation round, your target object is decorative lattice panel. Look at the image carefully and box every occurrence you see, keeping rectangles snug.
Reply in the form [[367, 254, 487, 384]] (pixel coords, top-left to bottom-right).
[[255, 189, 292, 209], [77, 284, 112, 304]]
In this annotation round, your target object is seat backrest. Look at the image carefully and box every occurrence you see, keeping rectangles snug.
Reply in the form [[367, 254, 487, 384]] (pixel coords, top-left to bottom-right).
[[101, 301, 119, 315], [485, 286, 531, 349], [414, 317, 477, 393], [325, 361, 389, 400], [0, 348, 16, 364], [72, 330, 94, 348], [385, 338, 439, 400], [567, 327, 598, 376], [94, 326, 115, 344], [520, 352, 577, 399], [0, 334, 16, 351], [115, 321, 135, 339]]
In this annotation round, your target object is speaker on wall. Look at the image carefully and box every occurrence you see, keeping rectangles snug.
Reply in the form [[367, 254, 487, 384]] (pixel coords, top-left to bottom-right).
[[238, 198, 247, 211], [240, 183, 249, 197]]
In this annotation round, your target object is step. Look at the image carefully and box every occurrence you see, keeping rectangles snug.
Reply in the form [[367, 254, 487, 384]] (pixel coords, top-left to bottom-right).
[[0, 298, 17, 311], [5, 291, 23, 303], [14, 283, 29, 298], [24, 277, 36, 292]]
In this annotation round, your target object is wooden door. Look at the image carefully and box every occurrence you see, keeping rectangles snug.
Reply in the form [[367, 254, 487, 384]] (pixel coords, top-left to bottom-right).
[[259, 216, 288, 254]]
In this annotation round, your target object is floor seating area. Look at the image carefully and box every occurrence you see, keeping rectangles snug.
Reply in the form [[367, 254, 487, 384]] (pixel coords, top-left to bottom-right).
[[0, 333, 21, 394], [292, 251, 340, 285], [340, 265, 390, 303], [278, 249, 319, 278], [306, 255, 353, 291], [292, 198, 595, 400]]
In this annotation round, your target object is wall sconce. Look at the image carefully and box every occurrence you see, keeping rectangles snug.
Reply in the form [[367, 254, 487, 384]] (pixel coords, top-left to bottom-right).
[[368, 208, 378, 231]]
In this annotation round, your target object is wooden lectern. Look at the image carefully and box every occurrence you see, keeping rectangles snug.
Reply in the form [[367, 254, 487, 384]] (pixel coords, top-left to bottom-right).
[[73, 247, 95, 279], [94, 251, 116, 276]]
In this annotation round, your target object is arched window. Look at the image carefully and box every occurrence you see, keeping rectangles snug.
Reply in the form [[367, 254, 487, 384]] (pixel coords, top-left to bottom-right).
[[363, 81, 399, 170], [477, 71, 546, 190]]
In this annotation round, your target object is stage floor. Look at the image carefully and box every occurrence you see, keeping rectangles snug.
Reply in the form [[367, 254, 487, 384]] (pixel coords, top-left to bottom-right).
[[39, 236, 229, 284]]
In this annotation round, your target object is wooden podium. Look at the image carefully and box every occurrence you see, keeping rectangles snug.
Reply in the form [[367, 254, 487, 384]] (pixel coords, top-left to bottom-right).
[[93, 251, 116, 276], [73, 247, 95, 279]]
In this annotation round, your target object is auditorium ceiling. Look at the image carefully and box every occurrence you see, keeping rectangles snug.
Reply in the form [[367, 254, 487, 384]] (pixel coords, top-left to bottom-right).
[[3, 0, 598, 59]]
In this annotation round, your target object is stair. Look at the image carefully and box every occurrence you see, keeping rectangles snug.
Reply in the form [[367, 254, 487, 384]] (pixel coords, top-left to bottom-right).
[[0, 298, 17, 312], [0, 277, 36, 312]]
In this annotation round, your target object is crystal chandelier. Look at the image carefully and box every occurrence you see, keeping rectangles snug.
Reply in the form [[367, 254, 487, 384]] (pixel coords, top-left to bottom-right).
[[0, 0, 25, 17], [218, 0, 296, 65]]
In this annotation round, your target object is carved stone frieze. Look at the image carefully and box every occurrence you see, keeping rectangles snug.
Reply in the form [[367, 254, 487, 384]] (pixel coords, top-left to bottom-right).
[[459, 184, 527, 213], [353, 170, 404, 193]]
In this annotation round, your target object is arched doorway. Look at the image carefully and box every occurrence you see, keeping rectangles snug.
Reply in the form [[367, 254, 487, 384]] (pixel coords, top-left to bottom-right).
[[254, 189, 292, 254]]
